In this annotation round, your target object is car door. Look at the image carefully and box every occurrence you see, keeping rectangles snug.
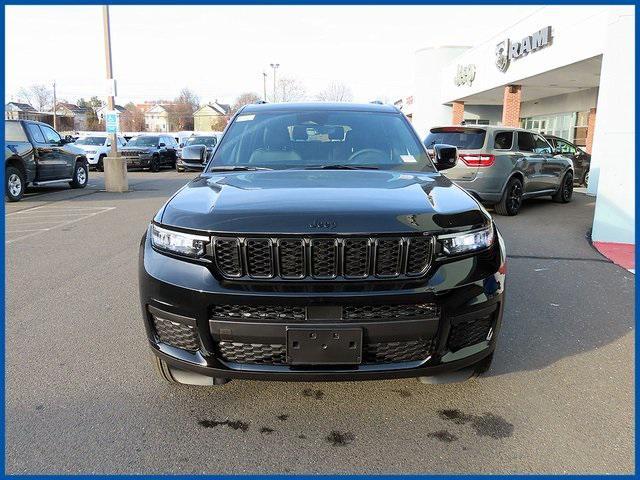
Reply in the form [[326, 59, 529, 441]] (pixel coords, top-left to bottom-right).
[[158, 136, 169, 164], [533, 134, 562, 190], [554, 138, 584, 179], [24, 123, 58, 180], [515, 131, 546, 193], [39, 124, 76, 179], [165, 136, 177, 164]]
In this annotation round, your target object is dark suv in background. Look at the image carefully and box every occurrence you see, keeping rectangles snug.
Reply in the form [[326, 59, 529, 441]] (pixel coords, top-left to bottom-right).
[[120, 134, 178, 172], [543, 134, 591, 186], [424, 126, 574, 215], [139, 102, 506, 387]]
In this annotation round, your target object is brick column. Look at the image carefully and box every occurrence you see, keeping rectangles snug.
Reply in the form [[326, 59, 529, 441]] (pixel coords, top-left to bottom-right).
[[585, 108, 597, 154], [451, 101, 464, 124], [501, 85, 522, 127]]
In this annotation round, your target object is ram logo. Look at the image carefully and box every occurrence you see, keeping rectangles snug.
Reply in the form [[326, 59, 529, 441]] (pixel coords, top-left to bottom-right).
[[495, 39, 510, 73]]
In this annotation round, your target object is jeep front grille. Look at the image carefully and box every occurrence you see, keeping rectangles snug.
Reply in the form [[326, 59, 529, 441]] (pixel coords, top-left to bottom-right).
[[212, 235, 434, 281]]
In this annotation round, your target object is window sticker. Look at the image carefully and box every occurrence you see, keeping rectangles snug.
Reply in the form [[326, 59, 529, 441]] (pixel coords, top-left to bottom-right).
[[236, 114, 255, 122], [400, 154, 417, 163]]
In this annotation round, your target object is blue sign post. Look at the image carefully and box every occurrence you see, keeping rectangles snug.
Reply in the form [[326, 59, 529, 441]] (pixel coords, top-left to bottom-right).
[[105, 111, 119, 133]]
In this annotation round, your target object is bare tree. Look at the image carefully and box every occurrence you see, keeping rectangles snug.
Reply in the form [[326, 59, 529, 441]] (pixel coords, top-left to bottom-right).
[[170, 87, 200, 130], [230, 92, 261, 115], [16, 84, 53, 111], [123, 102, 146, 131], [273, 77, 306, 103], [316, 82, 353, 102]]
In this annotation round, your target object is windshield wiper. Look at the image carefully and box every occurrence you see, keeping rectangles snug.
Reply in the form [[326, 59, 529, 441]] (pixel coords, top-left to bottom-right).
[[303, 164, 379, 170], [207, 166, 273, 172]]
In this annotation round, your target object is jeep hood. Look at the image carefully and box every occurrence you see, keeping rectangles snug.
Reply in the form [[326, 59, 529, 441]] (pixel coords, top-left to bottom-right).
[[159, 170, 488, 234]]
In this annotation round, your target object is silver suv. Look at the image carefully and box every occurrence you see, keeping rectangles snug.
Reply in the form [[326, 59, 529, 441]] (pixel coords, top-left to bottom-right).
[[424, 126, 574, 215]]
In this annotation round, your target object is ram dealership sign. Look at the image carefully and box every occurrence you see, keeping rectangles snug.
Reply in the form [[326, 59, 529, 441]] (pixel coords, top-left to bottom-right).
[[454, 64, 477, 86], [495, 26, 552, 72]]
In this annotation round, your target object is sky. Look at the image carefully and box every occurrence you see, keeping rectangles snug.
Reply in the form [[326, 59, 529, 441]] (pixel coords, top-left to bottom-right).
[[6, 5, 541, 107]]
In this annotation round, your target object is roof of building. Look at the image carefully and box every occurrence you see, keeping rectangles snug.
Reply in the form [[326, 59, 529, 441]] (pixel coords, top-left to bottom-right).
[[241, 102, 400, 114], [57, 102, 88, 114], [6, 102, 37, 112], [194, 102, 231, 116]]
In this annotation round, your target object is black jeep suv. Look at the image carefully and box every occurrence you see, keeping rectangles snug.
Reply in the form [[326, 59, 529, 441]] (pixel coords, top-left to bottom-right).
[[139, 103, 506, 385], [120, 134, 177, 172]]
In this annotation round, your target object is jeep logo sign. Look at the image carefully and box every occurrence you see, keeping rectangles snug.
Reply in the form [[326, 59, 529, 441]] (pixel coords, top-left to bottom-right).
[[495, 26, 552, 72], [454, 64, 477, 87]]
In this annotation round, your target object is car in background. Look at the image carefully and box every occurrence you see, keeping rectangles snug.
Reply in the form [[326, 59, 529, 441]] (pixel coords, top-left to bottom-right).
[[176, 134, 220, 172], [74, 134, 127, 171], [543, 134, 591, 186], [119, 134, 178, 172], [424, 126, 574, 216], [5, 120, 88, 201]]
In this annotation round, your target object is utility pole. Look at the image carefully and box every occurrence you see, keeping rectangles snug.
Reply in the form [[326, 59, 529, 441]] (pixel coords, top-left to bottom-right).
[[102, 4, 127, 192], [270, 63, 279, 102], [52, 81, 57, 130], [262, 72, 267, 102]]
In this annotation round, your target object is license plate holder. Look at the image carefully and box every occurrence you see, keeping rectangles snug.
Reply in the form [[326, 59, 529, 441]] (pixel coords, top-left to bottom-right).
[[286, 328, 362, 365]]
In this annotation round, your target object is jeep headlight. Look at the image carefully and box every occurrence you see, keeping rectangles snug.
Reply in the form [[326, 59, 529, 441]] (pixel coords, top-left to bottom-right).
[[438, 224, 494, 255], [151, 224, 209, 258]]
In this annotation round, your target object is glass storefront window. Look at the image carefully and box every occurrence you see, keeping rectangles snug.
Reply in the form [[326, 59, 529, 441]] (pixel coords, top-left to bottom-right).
[[519, 112, 578, 142]]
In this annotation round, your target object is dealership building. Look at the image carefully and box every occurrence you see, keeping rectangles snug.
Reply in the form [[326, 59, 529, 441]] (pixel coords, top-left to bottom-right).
[[412, 5, 634, 270]]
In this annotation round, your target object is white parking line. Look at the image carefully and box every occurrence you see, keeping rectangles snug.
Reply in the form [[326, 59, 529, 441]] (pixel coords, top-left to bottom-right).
[[6, 206, 116, 244]]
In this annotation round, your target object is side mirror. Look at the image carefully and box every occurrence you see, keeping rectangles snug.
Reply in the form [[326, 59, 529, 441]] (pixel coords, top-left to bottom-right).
[[179, 142, 185, 148], [433, 144, 458, 170], [158, 142, 166, 148], [181, 145, 207, 163]]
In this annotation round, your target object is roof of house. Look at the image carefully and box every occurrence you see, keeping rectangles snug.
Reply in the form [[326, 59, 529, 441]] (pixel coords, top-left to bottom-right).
[[194, 102, 231, 116], [57, 102, 88, 114], [6, 102, 37, 112], [97, 104, 127, 113]]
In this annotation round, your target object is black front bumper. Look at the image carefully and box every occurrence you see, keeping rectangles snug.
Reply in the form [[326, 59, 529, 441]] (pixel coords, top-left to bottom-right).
[[139, 231, 506, 381]]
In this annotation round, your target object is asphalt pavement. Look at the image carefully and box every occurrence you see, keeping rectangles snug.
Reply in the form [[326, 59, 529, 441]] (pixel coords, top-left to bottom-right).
[[5, 170, 634, 473]]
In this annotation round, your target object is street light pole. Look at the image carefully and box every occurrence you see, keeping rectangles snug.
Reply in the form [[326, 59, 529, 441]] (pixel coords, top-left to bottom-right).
[[270, 63, 279, 102], [102, 5, 117, 158], [102, 4, 127, 192], [262, 72, 267, 101]]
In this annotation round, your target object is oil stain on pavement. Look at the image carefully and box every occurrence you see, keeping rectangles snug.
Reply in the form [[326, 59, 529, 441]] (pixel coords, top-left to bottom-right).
[[326, 430, 355, 446], [198, 419, 250, 432], [438, 409, 514, 439]]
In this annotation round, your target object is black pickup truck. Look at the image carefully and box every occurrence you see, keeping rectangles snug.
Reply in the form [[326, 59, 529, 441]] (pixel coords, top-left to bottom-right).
[[5, 119, 89, 201]]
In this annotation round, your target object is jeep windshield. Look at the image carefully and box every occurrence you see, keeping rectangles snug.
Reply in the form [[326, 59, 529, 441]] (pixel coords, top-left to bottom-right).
[[208, 110, 435, 172], [127, 136, 159, 147]]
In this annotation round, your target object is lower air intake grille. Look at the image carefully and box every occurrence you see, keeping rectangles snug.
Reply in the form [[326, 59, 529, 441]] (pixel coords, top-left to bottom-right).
[[343, 303, 439, 321], [448, 316, 493, 351], [153, 316, 199, 351], [216, 338, 436, 365], [211, 304, 306, 322], [217, 342, 287, 364], [364, 339, 436, 363]]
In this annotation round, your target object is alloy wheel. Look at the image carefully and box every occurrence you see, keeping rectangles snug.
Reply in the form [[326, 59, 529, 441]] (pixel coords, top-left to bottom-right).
[[8, 173, 22, 197], [508, 182, 523, 213], [76, 166, 87, 185]]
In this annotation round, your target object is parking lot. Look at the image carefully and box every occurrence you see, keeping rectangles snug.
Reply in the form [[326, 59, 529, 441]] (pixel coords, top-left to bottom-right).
[[5, 170, 634, 474]]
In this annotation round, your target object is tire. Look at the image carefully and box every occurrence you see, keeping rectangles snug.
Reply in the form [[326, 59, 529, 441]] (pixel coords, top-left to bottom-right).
[[150, 155, 160, 172], [97, 155, 105, 172], [552, 171, 573, 203], [69, 162, 88, 189], [471, 352, 495, 377], [582, 170, 589, 187], [494, 177, 523, 216], [5, 166, 25, 202]]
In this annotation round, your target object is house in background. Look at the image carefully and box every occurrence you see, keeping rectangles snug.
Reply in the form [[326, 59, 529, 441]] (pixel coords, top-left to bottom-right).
[[55, 102, 88, 131], [193, 102, 230, 131], [5, 102, 40, 121], [144, 104, 177, 132]]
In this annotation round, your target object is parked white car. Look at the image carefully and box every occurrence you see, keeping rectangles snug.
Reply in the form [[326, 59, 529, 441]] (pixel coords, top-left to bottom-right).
[[74, 134, 127, 171]]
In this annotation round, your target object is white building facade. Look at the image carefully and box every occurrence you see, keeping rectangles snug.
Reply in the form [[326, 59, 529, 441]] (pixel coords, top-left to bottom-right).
[[412, 5, 634, 254]]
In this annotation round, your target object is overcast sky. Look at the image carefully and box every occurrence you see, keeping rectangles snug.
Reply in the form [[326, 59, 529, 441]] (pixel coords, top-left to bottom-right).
[[6, 5, 541, 106]]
